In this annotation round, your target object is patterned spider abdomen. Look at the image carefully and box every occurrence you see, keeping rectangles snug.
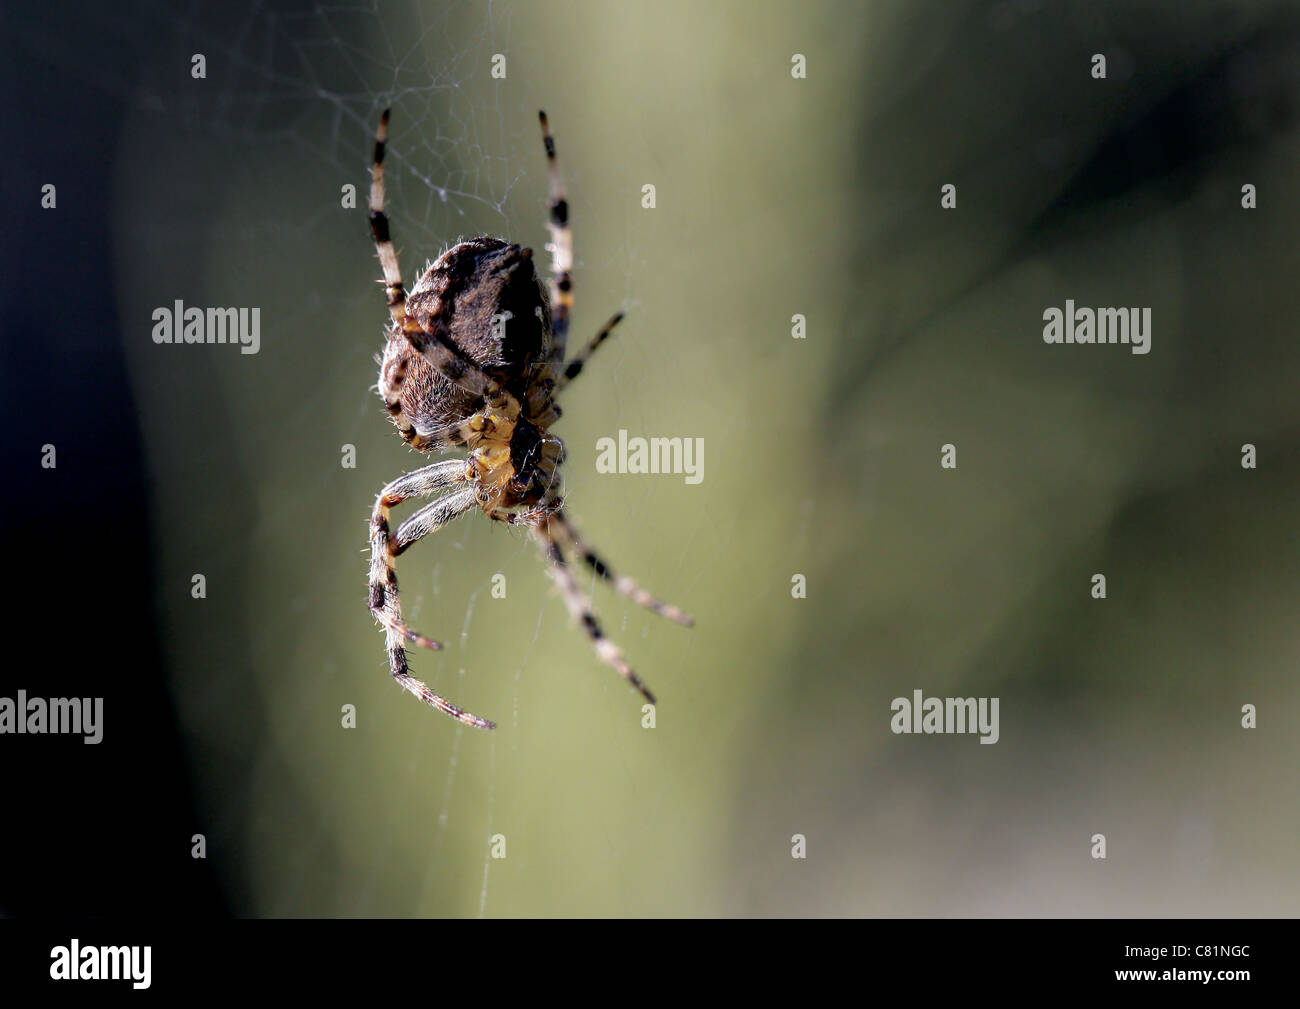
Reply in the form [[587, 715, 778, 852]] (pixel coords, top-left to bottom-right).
[[379, 237, 552, 441]]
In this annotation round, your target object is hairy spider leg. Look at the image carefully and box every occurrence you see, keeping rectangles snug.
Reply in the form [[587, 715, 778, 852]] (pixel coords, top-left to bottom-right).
[[370, 109, 523, 435], [532, 520, 657, 705], [550, 509, 694, 626], [555, 311, 625, 392], [538, 110, 572, 371], [368, 461, 495, 729]]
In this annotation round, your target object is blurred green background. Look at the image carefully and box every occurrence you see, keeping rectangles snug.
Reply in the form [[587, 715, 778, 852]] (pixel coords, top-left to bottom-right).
[[104, 0, 1299, 915]]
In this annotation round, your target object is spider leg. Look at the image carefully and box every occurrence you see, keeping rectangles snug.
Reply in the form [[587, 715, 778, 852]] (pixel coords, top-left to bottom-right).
[[369, 471, 494, 729], [371, 110, 523, 424], [392, 493, 479, 554], [369, 108, 408, 328], [387, 410, 516, 454], [396, 422, 471, 453], [368, 108, 428, 445], [532, 114, 626, 406], [531, 520, 657, 706], [485, 496, 563, 528], [555, 311, 624, 393], [550, 510, 694, 626], [538, 110, 573, 368], [370, 463, 468, 649]]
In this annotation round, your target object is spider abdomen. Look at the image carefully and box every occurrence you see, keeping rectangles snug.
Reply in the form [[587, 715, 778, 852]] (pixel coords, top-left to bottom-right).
[[402, 236, 550, 402], [378, 237, 553, 448]]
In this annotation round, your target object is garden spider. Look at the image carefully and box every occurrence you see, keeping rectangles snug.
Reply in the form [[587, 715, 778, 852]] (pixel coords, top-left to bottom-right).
[[366, 109, 692, 730]]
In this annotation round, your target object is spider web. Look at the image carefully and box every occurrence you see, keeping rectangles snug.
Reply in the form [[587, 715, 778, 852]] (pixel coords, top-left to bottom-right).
[[99, 0, 712, 917]]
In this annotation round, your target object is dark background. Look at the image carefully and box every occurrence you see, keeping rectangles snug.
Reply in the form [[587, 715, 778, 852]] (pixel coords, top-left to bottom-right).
[[1, 6, 227, 914]]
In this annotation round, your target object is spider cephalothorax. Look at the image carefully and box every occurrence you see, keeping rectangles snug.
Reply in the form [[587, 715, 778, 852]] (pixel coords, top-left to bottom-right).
[[365, 109, 692, 730]]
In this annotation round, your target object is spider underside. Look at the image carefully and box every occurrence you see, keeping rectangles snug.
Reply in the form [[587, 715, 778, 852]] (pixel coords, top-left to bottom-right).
[[366, 109, 692, 730]]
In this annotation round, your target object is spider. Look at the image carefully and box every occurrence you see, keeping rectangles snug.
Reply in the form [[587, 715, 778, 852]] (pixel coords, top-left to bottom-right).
[[365, 109, 693, 730]]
